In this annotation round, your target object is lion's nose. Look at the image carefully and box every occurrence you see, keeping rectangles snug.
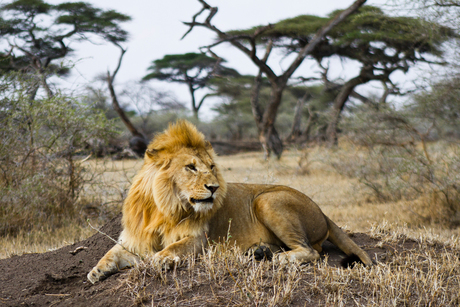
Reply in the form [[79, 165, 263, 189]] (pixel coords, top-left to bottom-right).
[[205, 184, 219, 194]]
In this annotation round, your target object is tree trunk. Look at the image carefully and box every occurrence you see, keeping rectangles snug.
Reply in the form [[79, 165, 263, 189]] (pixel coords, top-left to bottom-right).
[[326, 76, 368, 146], [259, 86, 284, 159], [286, 91, 311, 142], [250, 70, 264, 130], [249, 73, 284, 159], [108, 45, 148, 156], [192, 108, 199, 121], [40, 74, 53, 98], [107, 72, 143, 139], [187, 81, 199, 121], [297, 108, 317, 144]]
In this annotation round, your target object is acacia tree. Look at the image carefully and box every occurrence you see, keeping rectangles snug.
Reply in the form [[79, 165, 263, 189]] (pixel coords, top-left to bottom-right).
[[182, 0, 367, 158], [239, 6, 455, 145], [0, 0, 150, 155], [142, 52, 237, 120], [0, 0, 130, 98]]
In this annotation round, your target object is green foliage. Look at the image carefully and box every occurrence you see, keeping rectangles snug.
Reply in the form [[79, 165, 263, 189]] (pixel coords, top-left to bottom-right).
[[2, 0, 51, 15], [209, 74, 334, 140], [230, 5, 456, 65], [54, 3, 131, 42], [143, 52, 239, 119], [411, 75, 460, 139], [0, 74, 116, 235], [146, 53, 217, 73], [143, 52, 237, 84], [228, 14, 326, 43], [0, 0, 130, 76]]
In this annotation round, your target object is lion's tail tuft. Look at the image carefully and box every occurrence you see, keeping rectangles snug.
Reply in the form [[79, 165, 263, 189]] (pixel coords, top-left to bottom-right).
[[325, 216, 373, 267]]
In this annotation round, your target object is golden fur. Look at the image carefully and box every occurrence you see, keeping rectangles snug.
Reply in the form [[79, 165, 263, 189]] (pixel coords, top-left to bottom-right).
[[88, 120, 372, 284]]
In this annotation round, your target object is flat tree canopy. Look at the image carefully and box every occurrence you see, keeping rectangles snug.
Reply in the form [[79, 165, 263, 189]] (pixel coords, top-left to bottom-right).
[[143, 52, 238, 119], [233, 6, 454, 61], [0, 0, 130, 90]]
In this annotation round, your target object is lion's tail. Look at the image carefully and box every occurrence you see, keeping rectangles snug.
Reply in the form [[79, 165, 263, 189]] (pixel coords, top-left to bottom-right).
[[325, 216, 373, 267]]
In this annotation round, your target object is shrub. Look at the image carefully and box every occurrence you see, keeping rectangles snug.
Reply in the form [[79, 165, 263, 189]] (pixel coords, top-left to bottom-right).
[[0, 76, 116, 235], [331, 104, 460, 226]]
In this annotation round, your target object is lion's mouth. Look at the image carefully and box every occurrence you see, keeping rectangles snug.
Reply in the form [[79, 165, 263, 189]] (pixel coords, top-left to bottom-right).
[[190, 196, 214, 204]]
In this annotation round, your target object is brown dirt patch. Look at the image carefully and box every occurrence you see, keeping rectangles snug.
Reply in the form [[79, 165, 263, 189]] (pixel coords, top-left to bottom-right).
[[0, 215, 452, 306]]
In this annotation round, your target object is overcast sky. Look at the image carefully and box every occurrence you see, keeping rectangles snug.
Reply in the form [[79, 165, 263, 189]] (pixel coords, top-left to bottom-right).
[[41, 0, 422, 118]]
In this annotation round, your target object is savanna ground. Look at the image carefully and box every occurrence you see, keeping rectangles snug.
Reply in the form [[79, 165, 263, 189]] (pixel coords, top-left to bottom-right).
[[1, 148, 459, 306]]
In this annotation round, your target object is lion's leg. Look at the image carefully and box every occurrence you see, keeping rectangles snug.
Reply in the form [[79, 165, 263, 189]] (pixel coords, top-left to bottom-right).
[[152, 234, 206, 269], [254, 192, 328, 264], [87, 244, 139, 284], [257, 212, 321, 264]]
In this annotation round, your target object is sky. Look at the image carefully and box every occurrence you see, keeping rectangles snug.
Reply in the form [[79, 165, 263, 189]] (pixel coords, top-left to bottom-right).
[[40, 0, 421, 118]]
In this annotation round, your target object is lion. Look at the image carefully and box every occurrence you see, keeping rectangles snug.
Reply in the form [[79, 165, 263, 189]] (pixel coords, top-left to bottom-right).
[[87, 120, 372, 283]]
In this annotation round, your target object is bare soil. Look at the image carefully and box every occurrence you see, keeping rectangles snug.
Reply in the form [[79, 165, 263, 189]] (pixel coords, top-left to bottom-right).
[[0, 214, 450, 307]]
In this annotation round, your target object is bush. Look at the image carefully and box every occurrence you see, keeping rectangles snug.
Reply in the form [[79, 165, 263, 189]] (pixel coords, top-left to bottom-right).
[[331, 104, 460, 226], [0, 76, 116, 235]]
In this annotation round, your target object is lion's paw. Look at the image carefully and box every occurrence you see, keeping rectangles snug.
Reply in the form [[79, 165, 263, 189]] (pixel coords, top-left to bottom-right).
[[87, 267, 107, 284], [152, 252, 180, 270]]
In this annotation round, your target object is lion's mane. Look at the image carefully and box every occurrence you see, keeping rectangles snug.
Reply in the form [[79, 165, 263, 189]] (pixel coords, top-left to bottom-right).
[[119, 120, 227, 255]]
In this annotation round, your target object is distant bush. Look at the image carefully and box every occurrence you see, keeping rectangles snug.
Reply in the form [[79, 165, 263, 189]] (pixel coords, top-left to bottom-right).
[[330, 104, 460, 226], [0, 76, 116, 235]]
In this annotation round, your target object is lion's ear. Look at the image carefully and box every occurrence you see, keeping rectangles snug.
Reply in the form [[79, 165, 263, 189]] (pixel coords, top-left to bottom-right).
[[205, 141, 213, 150], [145, 148, 158, 160]]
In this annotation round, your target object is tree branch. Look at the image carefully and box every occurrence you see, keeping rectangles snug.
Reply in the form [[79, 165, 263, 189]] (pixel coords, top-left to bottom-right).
[[107, 44, 144, 138], [109, 42, 127, 80], [182, 0, 278, 83], [433, 0, 460, 6], [281, 0, 367, 84], [181, 0, 214, 39], [197, 92, 217, 110]]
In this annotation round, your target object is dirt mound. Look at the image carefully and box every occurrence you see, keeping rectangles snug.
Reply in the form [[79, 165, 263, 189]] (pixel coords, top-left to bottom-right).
[[0, 217, 439, 306], [0, 214, 126, 307]]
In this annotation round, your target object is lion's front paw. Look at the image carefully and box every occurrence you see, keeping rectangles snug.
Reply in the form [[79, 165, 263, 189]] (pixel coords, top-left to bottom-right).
[[87, 267, 106, 284], [152, 251, 180, 270]]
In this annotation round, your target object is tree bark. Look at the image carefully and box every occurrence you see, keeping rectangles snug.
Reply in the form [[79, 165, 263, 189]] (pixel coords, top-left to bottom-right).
[[259, 86, 284, 159], [250, 70, 264, 130], [108, 72, 143, 139], [186, 75, 200, 120], [286, 91, 311, 142], [108, 44, 147, 156], [325, 74, 370, 146], [301, 109, 316, 143], [40, 73, 53, 98]]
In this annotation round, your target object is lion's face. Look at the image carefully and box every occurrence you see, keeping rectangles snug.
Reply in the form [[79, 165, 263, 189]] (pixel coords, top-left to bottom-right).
[[149, 147, 226, 217], [172, 148, 222, 213]]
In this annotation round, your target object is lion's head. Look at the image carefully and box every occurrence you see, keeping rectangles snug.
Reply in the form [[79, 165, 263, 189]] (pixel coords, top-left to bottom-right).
[[123, 120, 227, 235]]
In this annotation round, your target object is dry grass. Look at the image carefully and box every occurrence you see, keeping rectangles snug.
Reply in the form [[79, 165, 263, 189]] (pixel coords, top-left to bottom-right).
[[3, 147, 459, 259], [3, 147, 460, 305], [0, 158, 143, 259], [0, 224, 94, 259], [122, 148, 459, 306], [124, 229, 460, 306]]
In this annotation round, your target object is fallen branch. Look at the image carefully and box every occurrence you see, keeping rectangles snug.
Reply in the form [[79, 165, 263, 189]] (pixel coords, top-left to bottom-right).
[[69, 246, 88, 255], [87, 220, 141, 259]]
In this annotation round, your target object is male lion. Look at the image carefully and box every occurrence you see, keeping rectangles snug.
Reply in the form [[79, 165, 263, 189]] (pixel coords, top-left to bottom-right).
[[88, 120, 372, 283]]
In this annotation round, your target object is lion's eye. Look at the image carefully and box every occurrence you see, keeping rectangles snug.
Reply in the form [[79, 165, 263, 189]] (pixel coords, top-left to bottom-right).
[[186, 164, 197, 171], [210, 165, 215, 170]]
